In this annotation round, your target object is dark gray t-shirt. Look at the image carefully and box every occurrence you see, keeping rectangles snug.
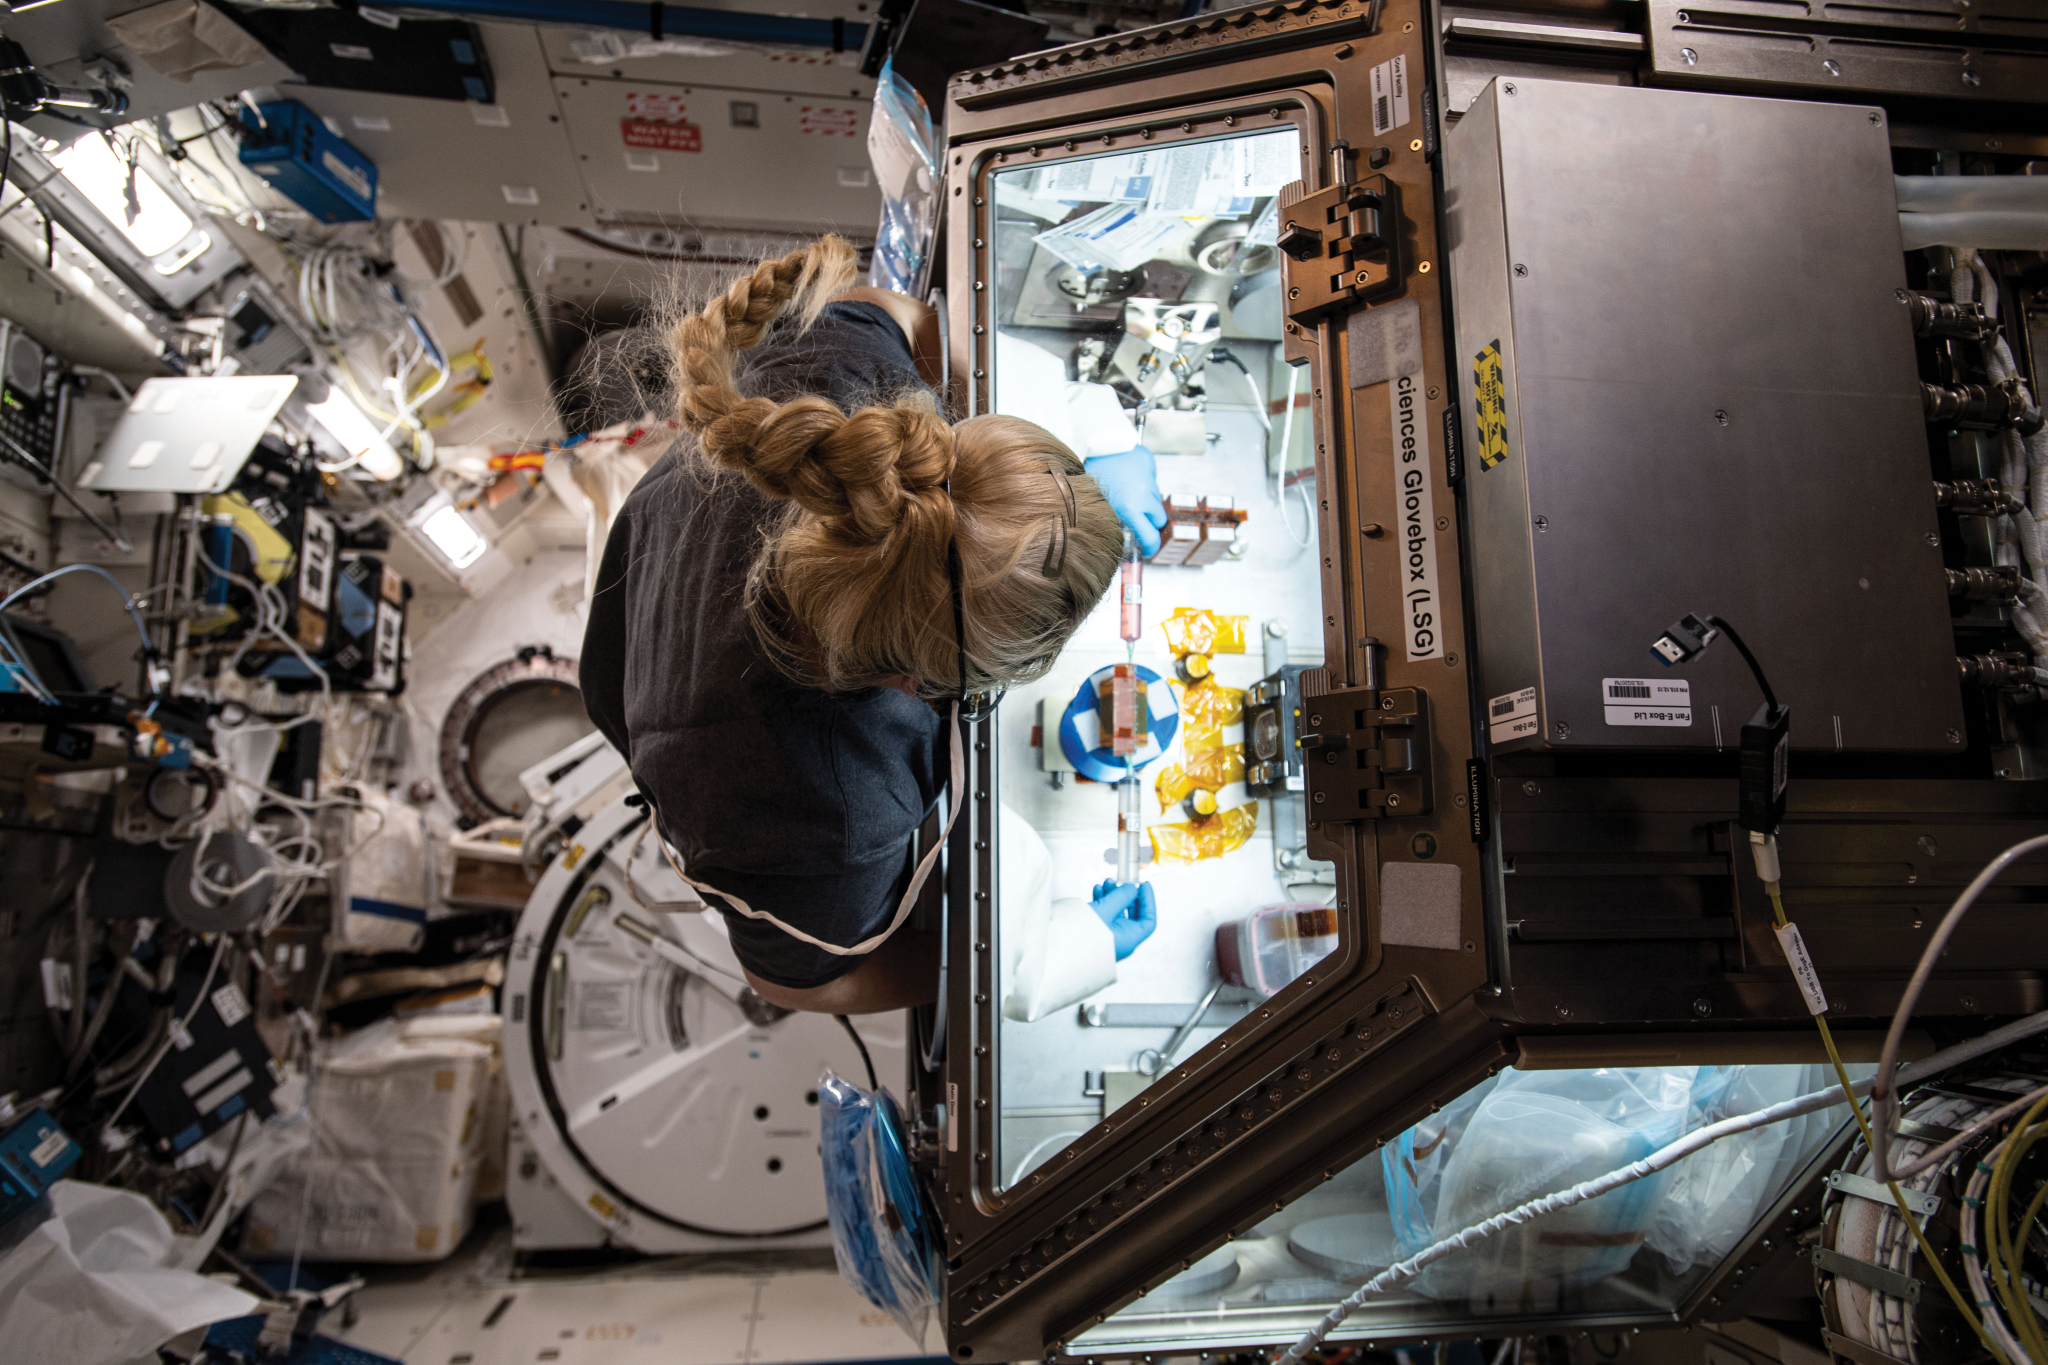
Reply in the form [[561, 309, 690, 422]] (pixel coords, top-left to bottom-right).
[[579, 301, 944, 989]]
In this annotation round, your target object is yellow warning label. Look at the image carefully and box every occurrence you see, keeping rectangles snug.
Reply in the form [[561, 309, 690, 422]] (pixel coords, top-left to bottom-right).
[[1472, 339, 1511, 471]]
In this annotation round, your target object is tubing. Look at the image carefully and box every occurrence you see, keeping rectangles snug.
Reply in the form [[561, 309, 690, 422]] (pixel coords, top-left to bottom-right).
[[1897, 175, 2048, 214], [1898, 212, 2048, 252]]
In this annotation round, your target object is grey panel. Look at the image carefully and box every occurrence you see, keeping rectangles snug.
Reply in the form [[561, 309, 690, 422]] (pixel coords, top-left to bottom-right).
[[283, 24, 597, 227], [1445, 78, 1962, 754], [553, 75, 880, 234]]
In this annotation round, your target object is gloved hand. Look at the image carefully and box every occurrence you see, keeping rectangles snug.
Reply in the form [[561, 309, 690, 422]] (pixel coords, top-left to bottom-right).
[[1091, 879, 1158, 962], [1084, 446, 1168, 558]]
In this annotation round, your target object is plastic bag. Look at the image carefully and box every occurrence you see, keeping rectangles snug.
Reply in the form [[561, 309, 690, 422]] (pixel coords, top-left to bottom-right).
[[1411, 1067, 1697, 1302], [819, 1070, 941, 1345], [1154, 746, 1246, 810], [1160, 607, 1248, 658], [1381, 1075, 1498, 1260], [866, 59, 941, 294], [1150, 801, 1257, 863], [1643, 1064, 1833, 1274]]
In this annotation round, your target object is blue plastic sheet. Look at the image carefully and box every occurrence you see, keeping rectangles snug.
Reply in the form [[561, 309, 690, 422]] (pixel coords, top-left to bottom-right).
[[865, 59, 941, 295], [818, 1070, 941, 1345]]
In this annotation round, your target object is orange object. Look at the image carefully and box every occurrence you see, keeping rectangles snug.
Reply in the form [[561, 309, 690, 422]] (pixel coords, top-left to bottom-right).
[[1149, 801, 1258, 864]]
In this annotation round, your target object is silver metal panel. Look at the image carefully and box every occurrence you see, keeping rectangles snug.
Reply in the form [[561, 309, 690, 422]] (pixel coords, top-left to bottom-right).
[[1446, 78, 1963, 753], [284, 24, 598, 227], [553, 75, 880, 234], [80, 375, 297, 495], [1443, 82, 1543, 752]]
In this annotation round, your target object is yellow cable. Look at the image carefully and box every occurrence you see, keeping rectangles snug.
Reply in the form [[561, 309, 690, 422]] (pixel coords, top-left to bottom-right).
[[1984, 1101, 2048, 1361], [1767, 882, 2011, 1365]]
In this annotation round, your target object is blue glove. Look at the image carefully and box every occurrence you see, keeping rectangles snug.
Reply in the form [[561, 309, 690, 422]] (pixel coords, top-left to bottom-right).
[[1091, 879, 1158, 961], [1084, 446, 1168, 558]]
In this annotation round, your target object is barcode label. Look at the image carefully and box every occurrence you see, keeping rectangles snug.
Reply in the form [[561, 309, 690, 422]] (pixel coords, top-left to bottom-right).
[[1602, 677, 1692, 727], [1370, 55, 1410, 136], [1488, 686, 1537, 745]]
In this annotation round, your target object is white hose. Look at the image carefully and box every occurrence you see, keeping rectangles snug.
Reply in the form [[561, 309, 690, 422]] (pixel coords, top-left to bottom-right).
[[1899, 213, 2048, 252], [1897, 175, 2048, 214]]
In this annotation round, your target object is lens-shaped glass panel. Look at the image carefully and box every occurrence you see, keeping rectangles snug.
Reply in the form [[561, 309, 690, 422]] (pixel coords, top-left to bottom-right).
[[984, 124, 1328, 1191]]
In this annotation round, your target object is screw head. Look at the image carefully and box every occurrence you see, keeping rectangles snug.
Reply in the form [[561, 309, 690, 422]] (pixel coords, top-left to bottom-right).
[[1946, 727, 1962, 744], [1502, 81, 1517, 95], [1963, 994, 1978, 1010], [1694, 998, 1713, 1017], [1513, 263, 1529, 277], [1681, 46, 1699, 64], [1522, 780, 1540, 796], [1714, 409, 1730, 426], [1870, 111, 1883, 123], [1533, 515, 1549, 531], [1356, 270, 1369, 284], [1823, 58, 1841, 75], [1554, 720, 1572, 740], [1386, 792, 1401, 808], [1896, 288, 1909, 302], [1555, 1003, 1573, 1018], [1289, 286, 1300, 299], [1963, 71, 1982, 86], [1925, 530, 1942, 546], [1313, 791, 1325, 804]]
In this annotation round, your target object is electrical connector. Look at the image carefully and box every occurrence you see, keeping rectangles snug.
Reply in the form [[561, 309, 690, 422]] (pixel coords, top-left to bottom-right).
[[1650, 612, 1718, 667]]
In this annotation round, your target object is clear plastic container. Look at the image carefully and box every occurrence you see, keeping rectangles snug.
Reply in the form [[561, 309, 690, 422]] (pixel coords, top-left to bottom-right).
[[1215, 903, 1338, 996]]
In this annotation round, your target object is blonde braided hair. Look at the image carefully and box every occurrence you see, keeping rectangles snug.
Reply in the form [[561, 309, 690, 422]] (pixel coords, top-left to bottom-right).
[[671, 236, 1123, 696]]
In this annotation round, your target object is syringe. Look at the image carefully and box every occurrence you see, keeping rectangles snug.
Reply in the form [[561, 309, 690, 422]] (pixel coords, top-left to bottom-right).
[[1117, 771, 1141, 883], [1115, 533, 1143, 882]]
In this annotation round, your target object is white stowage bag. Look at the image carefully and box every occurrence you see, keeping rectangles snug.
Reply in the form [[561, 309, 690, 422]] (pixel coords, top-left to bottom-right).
[[1416, 1067, 1698, 1305], [0, 1180, 257, 1365], [998, 805, 1117, 1024], [1643, 1064, 1835, 1275], [242, 1018, 496, 1263]]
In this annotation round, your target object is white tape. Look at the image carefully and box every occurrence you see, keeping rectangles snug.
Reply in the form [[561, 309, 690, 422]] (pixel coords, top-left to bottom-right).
[[1775, 922, 1828, 1016]]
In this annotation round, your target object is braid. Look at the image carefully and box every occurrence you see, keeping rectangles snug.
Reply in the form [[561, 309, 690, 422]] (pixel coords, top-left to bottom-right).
[[660, 237, 1124, 696]]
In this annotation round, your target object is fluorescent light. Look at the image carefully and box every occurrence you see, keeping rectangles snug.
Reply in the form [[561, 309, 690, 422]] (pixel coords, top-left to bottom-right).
[[49, 135, 195, 258], [418, 502, 487, 569], [305, 391, 404, 481]]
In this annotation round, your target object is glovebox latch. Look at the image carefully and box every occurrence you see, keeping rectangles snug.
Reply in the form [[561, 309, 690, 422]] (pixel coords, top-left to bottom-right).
[[1297, 686, 1433, 821], [1277, 174, 1405, 325]]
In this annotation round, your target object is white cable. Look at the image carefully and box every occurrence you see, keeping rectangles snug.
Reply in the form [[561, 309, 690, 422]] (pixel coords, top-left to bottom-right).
[[1273, 364, 1313, 549], [1874, 832, 2048, 1180]]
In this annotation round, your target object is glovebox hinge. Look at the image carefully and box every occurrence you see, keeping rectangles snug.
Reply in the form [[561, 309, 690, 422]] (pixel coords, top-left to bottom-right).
[[1277, 174, 1405, 325], [1297, 686, 1433, 821]]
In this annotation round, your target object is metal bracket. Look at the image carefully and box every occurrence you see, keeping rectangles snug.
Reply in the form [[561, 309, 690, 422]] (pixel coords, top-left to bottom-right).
[[1813, 1246, 1922, 1303], [1826, 1169, 1941, 1219], [1297, 686, 1433, 821], [1277, 173, 1404, 325]]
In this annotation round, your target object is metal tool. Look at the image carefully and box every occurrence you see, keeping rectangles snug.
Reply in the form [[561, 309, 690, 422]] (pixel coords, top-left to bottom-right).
[[1134, 973, 1226, 1077]]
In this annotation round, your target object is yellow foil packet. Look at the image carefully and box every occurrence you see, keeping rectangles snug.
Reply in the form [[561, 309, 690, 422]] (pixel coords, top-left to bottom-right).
[[1160, 607, 1248, 658], [1179, 679, 1245, 753], [1150, 802, 1258, 864], [1153, 746, 1247, 811]]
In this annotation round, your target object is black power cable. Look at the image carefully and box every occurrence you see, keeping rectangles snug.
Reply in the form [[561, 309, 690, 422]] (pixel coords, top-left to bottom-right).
[[835, 1013, 878, 1090]]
